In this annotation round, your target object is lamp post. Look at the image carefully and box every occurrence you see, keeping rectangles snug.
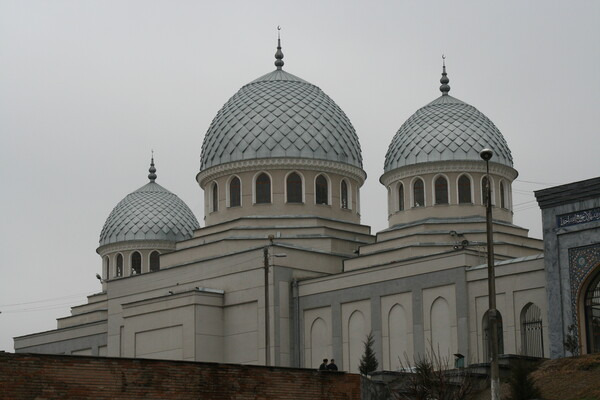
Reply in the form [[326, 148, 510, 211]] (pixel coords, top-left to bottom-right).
[[480, 148, 500, 400]]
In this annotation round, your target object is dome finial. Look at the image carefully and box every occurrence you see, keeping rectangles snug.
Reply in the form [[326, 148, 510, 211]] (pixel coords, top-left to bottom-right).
[[274, 26, 284, 70], [148, 150, 157, 182], [440, 54, 450, 95]]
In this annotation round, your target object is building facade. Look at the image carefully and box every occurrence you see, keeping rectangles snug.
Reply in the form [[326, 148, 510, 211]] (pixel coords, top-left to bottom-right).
[[16, 40, 595, 369], [535, 177, 600, 358]]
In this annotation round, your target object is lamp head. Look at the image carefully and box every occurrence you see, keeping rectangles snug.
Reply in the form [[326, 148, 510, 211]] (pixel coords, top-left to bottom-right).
[[479, 148, 493, 161]]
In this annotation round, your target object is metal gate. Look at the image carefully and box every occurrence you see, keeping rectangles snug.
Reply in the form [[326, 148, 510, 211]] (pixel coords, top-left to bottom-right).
[[521, 303, 544, 357]]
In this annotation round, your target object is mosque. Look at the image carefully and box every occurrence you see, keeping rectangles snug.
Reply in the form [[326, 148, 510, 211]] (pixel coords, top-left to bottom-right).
[[14, 37, 600, 371]]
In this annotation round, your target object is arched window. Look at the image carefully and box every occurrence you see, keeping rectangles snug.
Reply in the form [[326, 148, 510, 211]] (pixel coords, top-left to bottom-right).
[[211, 182, 218, 212], [584, 272, 600, 354], [229, 177, 241, 207], [435, 176, 449, 205], [398, 183, 404, 211], [341, 180, 349, 209], [286, 172, 303, 203], [255, 173, 271, 204], [104, 256, 110, 280], [500, 181, 506, 209], [116, 254, 123, 277], [483, 310, 504, 361], [521, 303, 544, 357], [315, 175, 328, 205], [413, 178, 424, 207], [458, 175, 472, 204], [131, 251, 141, 275], [149, 251, 160, 272]]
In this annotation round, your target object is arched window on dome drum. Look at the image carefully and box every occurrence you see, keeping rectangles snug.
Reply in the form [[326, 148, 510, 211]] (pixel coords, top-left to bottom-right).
[[212, 182, 218, 212], [458, 175, 472, 204], [229, 177, 241, 207], [256, 173, 271, 204], [483, 310, 504, 361], [131, 251, 141, 275], [500, 182, 506, 209], [116, 254, 123, 277], [520, 303, 544, 357], [398, 183, 404, 211], [584, 271, 600, 354], [149, 251, 160, 272], [434, 176, 449, 205], [315, 175, 328, 205], [287, 173, 303, 203], [341, 180, 349, 209], [413, 179, 424, 207], [104, 256, 110, 280]]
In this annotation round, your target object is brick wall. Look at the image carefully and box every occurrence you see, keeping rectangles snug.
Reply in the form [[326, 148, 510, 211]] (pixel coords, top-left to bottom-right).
[[0, 352, 361, 400]]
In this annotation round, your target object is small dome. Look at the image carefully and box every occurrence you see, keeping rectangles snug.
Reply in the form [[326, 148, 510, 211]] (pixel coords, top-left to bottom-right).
[[200, 67, 362, 170], [99, 181, 199, 247], [384, 72, 513, 172]]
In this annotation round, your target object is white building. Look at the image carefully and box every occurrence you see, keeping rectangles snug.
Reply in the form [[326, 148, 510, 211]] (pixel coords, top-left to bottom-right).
[[15, 40, 599, 369]]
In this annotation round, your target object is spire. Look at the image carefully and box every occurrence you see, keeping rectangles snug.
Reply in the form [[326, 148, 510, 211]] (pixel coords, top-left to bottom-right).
[[274, 26, 284, 70], [440, 54, 450, 95], [148, 150, 157, 182]]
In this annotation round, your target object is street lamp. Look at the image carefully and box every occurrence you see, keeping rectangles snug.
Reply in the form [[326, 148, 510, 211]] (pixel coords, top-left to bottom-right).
[[480, 148, 500, 400], [264, 236, 286, 366]]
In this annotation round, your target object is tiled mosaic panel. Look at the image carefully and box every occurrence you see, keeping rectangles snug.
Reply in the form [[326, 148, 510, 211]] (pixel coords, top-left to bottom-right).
[[568, 243, 600, 351]]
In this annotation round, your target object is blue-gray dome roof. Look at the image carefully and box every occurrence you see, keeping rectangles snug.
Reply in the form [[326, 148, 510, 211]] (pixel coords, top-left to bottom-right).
[[99, 181, 199, 247], [384, 94, 513, 172], [200, 69, 363, 170]]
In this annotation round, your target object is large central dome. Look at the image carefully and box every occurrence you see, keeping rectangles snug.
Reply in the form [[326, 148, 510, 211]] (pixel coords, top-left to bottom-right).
[[200, 41, 362, 171]]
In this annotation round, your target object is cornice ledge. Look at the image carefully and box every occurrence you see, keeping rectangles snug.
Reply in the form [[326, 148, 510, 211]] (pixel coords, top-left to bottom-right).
[[379, 161, 518, 186], [196, 158, 367, 187], [96, 240, 177, 256]]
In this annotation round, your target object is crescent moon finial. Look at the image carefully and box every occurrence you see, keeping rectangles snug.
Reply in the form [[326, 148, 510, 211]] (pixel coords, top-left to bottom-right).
[[440, 54, 450, 95], [274, 26, 284, 69]]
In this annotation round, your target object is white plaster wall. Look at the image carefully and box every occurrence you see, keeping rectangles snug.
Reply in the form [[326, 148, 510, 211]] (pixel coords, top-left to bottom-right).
[[224, 301, 258, 364], [341, 300, 371, 373], [71, 348, 93, 356], [278, 281, 290, 366], [135, 325, 183, 360], [422, 285, 457, 364], [303, 307, 332, 368], [381, 292, 413, 370]]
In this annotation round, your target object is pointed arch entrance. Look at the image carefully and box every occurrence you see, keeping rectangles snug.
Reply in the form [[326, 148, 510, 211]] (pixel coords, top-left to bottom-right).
[[583, 268, 600, 354]]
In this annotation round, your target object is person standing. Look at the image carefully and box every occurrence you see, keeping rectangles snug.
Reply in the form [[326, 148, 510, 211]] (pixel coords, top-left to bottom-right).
[[319, 358, 328, 370], [327, 359, 338, 371]]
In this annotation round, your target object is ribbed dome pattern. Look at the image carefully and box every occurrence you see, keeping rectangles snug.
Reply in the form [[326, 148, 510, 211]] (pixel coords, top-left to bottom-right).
[[200, 69, 363, 170], [384, 95, 513, 172], [99, 182, 199, 247]]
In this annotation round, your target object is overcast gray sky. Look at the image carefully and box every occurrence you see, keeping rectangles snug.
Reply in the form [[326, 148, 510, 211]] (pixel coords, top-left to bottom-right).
[[1, 0, 598, 352]]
